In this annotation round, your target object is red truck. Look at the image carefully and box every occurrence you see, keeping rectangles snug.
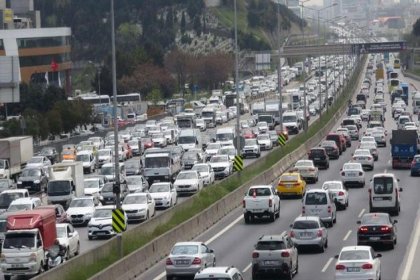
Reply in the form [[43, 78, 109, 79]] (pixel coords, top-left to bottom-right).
[[1, 209, 57, 279]]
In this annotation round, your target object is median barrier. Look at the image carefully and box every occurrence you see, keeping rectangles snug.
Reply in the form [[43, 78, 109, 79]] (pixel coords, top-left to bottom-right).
[[34, 56, 366, 280]]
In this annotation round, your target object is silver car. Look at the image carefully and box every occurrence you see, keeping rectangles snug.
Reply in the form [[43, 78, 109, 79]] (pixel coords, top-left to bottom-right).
[[341, 162, 365, 188], [165, 242, 216, 280], [352, 149, 374, 170], [289, 216, 328, 252]]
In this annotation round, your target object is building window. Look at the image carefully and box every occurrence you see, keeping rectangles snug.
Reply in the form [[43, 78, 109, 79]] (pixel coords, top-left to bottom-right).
[[0, 40, 4, 50], [17, 36, 70, 49], [19, 53, 71, 67]]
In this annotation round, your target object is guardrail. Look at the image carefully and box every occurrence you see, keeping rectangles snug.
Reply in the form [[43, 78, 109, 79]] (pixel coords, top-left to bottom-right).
[[34, 56, 367, 280]]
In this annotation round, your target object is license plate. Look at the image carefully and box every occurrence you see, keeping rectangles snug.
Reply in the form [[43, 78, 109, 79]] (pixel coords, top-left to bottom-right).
[[176, 260, 190, 265], [286, 184, 293, 188], [373, 197, 383, 201], [252, 209, 264, 213], [359, 157, 366, 160], [264, 260, 278, 265], [314, 158, 321, 160], [310, 209, 321, 213], [96, 232, 106, 235], [300, 232, 313, 238], [347, 267, 360, 272], [370, 237, 380, 240], [347, 173, 356, 177], [12, 264, 23, 268]]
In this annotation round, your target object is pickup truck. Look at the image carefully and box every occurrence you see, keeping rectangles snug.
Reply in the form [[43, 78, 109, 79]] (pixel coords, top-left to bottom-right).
[[243, 185, 280, 223]]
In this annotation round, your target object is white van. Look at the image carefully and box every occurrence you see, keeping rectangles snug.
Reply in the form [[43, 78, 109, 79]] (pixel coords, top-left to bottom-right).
[[215, 127, 235, 146], [369, 173, 402, 215], [177, 129, 199, 151], [413, 92, 420, 114], [302, 189, 336, 227], [397, 115, 411, 130]]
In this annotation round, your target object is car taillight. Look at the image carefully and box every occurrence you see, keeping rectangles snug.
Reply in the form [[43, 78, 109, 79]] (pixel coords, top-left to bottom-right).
[[317, 229, 323, 237], [269, 198, 272, 207], [252, 252, 259, 258], [243, 200, 246, 208], [294, 183, 301, 186], [309, 167, 316, 171], [192, 257, 201, 265], [367, 156, 373, 160], [338, 191, 345, 196], [336, 264, 346, 270], [341, 171, 345, 176], [359, 226, 368, 233], [328, 205, 331, 213], [359, 172, 363, 176], [362, 263, 373, 269], [290, 231, 295, 238], [166, 258, 173, 265], [381, 226, 392, 233], [281, 251, 290, 257], [302, 206, 305, 214]]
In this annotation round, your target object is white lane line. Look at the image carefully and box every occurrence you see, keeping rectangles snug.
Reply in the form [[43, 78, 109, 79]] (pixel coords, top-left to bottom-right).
[[321, 257, 334, 273], [401, 209, 420, 279], [153, 215, 243, 280], [358, 208, 365, 218], [384, 169, 388, 173], [343, 230, 352, 241], [243, 263, 252, 273]]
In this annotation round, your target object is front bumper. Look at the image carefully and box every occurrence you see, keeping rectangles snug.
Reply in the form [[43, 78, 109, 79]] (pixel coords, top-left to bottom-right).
[[1, 261, 40, 276]]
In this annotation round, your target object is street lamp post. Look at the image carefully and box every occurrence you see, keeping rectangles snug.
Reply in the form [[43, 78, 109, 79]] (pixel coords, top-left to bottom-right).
[[277, 0, 283, 132], [234, 0, 241, 155]]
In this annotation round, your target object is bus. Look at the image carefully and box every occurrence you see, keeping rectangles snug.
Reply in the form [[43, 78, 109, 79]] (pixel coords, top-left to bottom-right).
[[71, 94, 111, 106], [393, 59, 400, 69], [111, 93, 141, 104]]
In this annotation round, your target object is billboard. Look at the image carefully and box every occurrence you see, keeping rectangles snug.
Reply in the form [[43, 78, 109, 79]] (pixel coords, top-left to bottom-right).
[[255, 53, 271, 71], [0, 56, 20, 103], [352, 41, 407, 55]]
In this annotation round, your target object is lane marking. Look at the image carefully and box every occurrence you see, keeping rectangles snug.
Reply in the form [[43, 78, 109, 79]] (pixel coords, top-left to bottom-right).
[[321, 257, 334, 272], [401, 207, 420, 280], [153, 272, 165, 280], [243, 263, 252, 273], [358, 208, 365, 218], [343, 230, 352, 241]]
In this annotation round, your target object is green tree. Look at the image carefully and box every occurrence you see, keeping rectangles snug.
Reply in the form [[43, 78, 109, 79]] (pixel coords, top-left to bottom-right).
[[181, 11, 186, 34], [47, 109, 63, 136], [148, 88, 163, 105], [413, 18, 420, 37], [117, 22, 142, 52], [193, 16, 202, 36]]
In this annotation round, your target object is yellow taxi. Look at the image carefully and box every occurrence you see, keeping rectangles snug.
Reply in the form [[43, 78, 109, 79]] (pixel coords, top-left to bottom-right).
[[276, 171, 306, 198]]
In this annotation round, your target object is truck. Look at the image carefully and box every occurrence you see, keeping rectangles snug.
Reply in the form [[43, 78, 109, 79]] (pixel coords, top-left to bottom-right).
[[201, 106, 216, 128], [375, 68, 384, 80], [400, 82, 409, 105], [243, 185, 280, 223], [0, 136, 33, 180], [143, 148, 181, 185], [258, 114, 275, 130], [176, 113, 195, 129], [391, 130, 417, 169], [1, 209, 56, 279], [46, 161, 84, 208]]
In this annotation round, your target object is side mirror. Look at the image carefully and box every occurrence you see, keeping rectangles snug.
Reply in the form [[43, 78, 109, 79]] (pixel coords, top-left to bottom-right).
[[393, 220, 398, 224], [397, 178, 400, 182], [356, 221, 361, 224], [375, 253, 382, 258], [68, 232, 74, 237], [399, 187, 403, 192], [209, 249, 214, 253], [334, 254, 339, 259], [290, 224, 293, 228]]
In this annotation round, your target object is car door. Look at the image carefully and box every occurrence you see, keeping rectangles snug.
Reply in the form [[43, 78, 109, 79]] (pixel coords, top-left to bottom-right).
[[200, 244, 211, 267], [67, 224, 76, 255], [285, 236, 297, 269]]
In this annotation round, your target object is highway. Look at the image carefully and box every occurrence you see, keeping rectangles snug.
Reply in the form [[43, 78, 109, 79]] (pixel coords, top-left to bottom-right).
[[137, 65, 420, 280]]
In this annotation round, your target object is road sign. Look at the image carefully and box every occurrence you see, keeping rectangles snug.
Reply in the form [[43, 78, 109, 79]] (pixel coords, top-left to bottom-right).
[[352, 41, 406, 55], [112, 208, 126, 233], [233, 155, 244, 172], [278, 133, 287, 146]]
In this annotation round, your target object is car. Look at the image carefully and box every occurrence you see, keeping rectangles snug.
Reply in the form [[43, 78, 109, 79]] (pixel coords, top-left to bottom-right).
[[302, 189, 336, 227], [242, 129, 257, 139], [38, 146, 59, 164], [359, 142, 378, 161], [369, 173, 402, 215], [289, 216, 328, 252], [321, 140, 340, 159], [165, 241, 216, 280], [195, 118, 207, 131], [0, 189, 29, 211], [326, 133, 346, 154], [243, 185, 280, 223], [56, 223, 80, 259], [209, 155, 233, 179], [257, 134, 273, 150], [345, 124, 360, 140], [122, 192, 155, 222], [241, 138, 261, 158], [125, 160, 142, 176], [141, 137, 154, 150], [257, 121, 269, 133], [191, 163, 215, 186], [251, 233, 298, 280], [182, 151, 204, 170], [37, 204, 68, 223], [126, 175, 149, 193], [340, 162, 365, 188], [204, 143, 221, 161], [336, 128, 351, 147], [277, 171, 306, 198], [292, 160, 319, 183], [16, 167, 48, 193], [66, 196, 97, 226], [26, 155, 52, 173], [83, 177, 105, 201], [371, 131, 386, 147], [322, 181, 349, 210], [99, 182, 129, 205], [0, 179, 15, 193], [6, 197, 42, 213], [352, 149, 374, 170], [307, 147, 329, 169], [268, 130, 280, 147], [173, 170, 204, 194], [357, 213, 398, 249], [194, 266, 243, 280], [218, 146, 237, 162], [97, 148, 113, 168], [334, 246, 382, 280], [76, 150, 96, 174], [88, 205, 128, 240], [149, 182, 177, 209], [411, 154, 420, 176]]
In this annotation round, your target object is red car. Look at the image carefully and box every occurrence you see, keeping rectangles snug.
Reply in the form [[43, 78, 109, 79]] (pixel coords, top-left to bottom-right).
[[326, 133, 346, 154], [141, 137, 154, 150], [37, 204, 68, 223], [242, 129, 257, 139]]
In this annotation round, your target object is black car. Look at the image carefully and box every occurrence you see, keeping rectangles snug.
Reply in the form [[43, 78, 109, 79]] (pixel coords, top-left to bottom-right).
[[39, 147, 59, 164], [307, 148, 329, 169], [357, 213, 397, 249], [99, 182, 128, 205], [17, 167, 48, 193]]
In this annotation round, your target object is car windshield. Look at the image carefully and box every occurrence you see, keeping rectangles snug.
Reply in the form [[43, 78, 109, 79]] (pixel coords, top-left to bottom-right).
[[178, 136, 196, 144], [323, 182, 342, 190], [257, 135, 269, 140], [21, 169, 41, 177], [293, 220, 319, 229], [101, 166, 115, 175], [3, 233, 35, 249], [256, 241, 285, 250], [207, 143, 221, 150], [0, 180, 10, 190], [124, 195, 147, 205], [62, 149, 75, 155], [8, 203, 31, 212], [69, 199, 94, 208], [321, 141, 335, 147], [40, 148, 53, 155], [145, 157, 169, 168], [354, 150, 370, 156], [171, 245, 198, 255], [126, 161, 140, 169], [210, 156, 227, 163], [98, 150, 111, 156], [283, 116, 296, 122], [310, 149, 324, 156], [280, 175, 298, 182], [248, 188, 271, 196], [340, 250, 370, 260], [56, 227, 67, 238], [220, 148, 235, 156], [101, 184, 113, 192], [361, 214, 389, 225], [177, 172, 197, 180], [126, 177, 142, 185], [149, 184, 170, 193], [84, 180, 99, 189], [192, 165, 208, 173], [28, 157, 43, 164], [183, 153, 197, 160], [245, 139, 257, 145], [373, 177, 393, 194], [305, 193, 327, 205], [76, 154, 90, 162], [93, 209, 112, 218]]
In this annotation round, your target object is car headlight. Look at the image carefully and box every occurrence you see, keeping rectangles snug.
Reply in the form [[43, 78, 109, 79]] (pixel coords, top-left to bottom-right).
[[34, 180, 40, 184], [138, 209, 146, 213], [17, 181, 22, 184]]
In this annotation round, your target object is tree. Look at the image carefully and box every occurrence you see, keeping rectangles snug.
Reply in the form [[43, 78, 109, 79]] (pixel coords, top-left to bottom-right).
[[413, 18, 420, 37], [47, 109, 63, 136], [117, 22, 142, 52], [193, 16, 202, 36], [165, 49, 190, 91], [180, 11, 186, 34], [148, 88, 163, 105]]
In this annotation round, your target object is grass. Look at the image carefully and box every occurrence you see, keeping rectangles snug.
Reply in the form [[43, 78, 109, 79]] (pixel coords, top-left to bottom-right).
[[63, 56, 367, 280]]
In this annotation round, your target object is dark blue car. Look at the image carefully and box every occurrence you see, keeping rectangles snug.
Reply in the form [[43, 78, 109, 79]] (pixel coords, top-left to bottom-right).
[[410, 155, 420, 176]]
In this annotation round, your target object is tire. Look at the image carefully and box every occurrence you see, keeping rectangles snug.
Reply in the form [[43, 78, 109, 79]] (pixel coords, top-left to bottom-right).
[[244, 213, 250, 224], [66, 247, 70, 260], [146, 211, 150, 221], [75, 242, 80, 256], [275, 207, 280, 219], [295, 257, 299, 274], [325, 238, 328, 248], [287, 263, 293, 280], [333, 214, 337, 224], [4, 276, 11, 280], [166, 276, 174, 280], [269, 212, 275, 223], [88, 236, 93, 240], [320, 244, 325, 253], [38, 261, 45, 275], [212, 258, 216, 267]]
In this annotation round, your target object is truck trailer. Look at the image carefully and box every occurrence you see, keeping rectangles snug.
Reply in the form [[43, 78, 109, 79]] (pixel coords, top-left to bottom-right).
[[0, 136, 33, 180]]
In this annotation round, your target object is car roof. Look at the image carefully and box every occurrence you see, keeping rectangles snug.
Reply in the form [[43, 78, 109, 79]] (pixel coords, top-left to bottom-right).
[[258, 234, 285, 241], [306, 189, 328, 194], [195, 266, 238, 277], [341, 246, 372, 252], [10, 197, 40, 203], [372, 173, 396, 178], [173, 241, 202, 246], [95, 205, 116, 210], [293, 216, 320, 222], [1, 189, 28, 194]]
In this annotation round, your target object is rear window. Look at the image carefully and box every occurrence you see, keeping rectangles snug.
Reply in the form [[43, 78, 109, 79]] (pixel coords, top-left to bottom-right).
[[280, 175, 298, 182], [292, 220, 319, 229], [340, 250, 370, 260], [373, 177, 393, 194], [326, 135, 339, 141], [256, 241, 285, 250], [248, 188, 271, 196], [305, 192, 327, 205], [310, 149, 325, 156]]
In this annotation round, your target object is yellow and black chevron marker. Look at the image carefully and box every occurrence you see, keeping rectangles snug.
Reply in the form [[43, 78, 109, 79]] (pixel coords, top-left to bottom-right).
[[233, 155, 244, 171], [278, 133, 287, 146], [112, 208, 126, 233]]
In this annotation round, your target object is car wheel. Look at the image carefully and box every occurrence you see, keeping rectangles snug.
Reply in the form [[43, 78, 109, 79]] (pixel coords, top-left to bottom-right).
[[325, 238, 328, 248], [295, 257, 299, 274], [269, 212, 275, 222], [4, 276, 11, 280], [166, 275, 174, 280], [88, 236, 93, 240], [212, 258, 216, 267], [287, 263, 293, 280], [146, 211, 149, 221], [38, 261, 45, 275], [320, 244, 325, 253], [333, 214, 337, 223], [75, 242, 80, 256], [244, 213, 250, 224]]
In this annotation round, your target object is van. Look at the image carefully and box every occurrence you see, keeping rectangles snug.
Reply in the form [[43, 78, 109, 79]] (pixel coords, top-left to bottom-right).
[[215, 127, 236, 146], [76, 150, 96, 174], [413, 92, 420, 114], [302, 189, 336, 227], [397, 115, 411, 130], [177, 129, 199, 151], [101, 162, 126, 183], [369, 173, 402, 215]]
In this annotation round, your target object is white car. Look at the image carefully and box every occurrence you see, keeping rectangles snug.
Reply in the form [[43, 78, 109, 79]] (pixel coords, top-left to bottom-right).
[[352, 149, 374, 171], [257, 121, 269, 133], [88, 205, 128, 240], [341, 162, 365, 188], [66, 197, 97, 226], [149, 182, 177, 208], [122, 192, 155, 222], [173, 170, 204, 194], [292, 160, 319, 183], [322, 181, 349, 210], [334, 246, 382, 280], [205, 143, 221, 161], [257, 134, 273, 150], [56, 223, 80, 258], [209, 155, 233, 179], [97, 148, 113, 167], [26, 156, 51, 173], [151, 132, 167, 148], [192, 163, 215, 186], [195, 119, 207, 131], [359, 142, 378, 161], [241, 138, 261, 158], [218, 145, 237, 161], [360, 136, 376, 144]]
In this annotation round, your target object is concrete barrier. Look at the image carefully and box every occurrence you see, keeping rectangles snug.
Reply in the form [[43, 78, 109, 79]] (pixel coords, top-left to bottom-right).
[[34, 57, 366, 280]]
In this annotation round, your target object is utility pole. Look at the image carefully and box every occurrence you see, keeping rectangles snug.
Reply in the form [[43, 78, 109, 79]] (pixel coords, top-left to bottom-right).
[[234, 0, 241, 155], [277, 0, 283, 132]]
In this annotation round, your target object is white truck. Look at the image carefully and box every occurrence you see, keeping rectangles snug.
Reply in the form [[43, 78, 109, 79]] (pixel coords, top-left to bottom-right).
[[143, 149, 181, 185], [0, 136, 33, 180], [46, 162, 84, 209], [243, 185, 280, 223]]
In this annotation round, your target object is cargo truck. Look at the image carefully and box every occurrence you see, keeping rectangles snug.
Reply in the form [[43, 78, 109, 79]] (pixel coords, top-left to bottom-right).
[[375, 68, 384, 80], [391, 130, 417, 169], [400, 82, 409, 105], [0, 136, 33, 180], [1, 209, 56, 279], [46, 162, 84, 209]]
